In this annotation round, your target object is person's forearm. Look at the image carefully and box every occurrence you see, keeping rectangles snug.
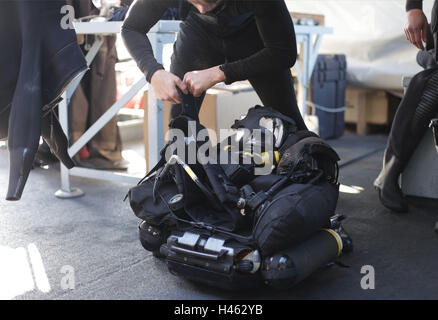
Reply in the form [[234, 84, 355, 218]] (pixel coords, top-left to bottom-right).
[[220, 46, 296, 85], [406, 0, 423, 11], [121, 0, 178, 82], [121, 26, 164, 82]]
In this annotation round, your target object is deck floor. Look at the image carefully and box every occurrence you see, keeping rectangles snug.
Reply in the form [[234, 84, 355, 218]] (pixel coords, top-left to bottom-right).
[[1, 133, 437, 300]]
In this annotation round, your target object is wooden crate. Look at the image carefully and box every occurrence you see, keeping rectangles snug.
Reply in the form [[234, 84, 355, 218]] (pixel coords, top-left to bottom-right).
[[345, 87, 392, 135]]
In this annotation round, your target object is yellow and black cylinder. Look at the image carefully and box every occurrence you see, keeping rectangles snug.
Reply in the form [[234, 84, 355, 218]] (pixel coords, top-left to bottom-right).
[[261, 229, 343, 289]]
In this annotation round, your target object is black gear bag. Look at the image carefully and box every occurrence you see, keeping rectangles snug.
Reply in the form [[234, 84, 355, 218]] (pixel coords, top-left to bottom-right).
[[126, 91, 350, 290]]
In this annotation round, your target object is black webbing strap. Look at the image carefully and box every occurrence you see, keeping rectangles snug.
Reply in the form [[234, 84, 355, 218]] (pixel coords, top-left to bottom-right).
[[430, 119, 438, 149]]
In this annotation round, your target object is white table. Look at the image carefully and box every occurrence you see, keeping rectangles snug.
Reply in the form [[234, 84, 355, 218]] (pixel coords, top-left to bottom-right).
[[56, 21, 179, 198], [56, 20, 332, 198]]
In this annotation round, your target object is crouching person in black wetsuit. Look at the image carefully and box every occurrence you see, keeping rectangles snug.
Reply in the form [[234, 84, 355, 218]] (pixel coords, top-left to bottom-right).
[[121, 0, 307, 130]]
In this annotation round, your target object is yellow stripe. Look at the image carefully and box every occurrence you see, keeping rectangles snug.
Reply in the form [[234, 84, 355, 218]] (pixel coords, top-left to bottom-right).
[[260, 151, 280, 165], [261, 152, 269, 164], [274, 151, 280, 164], [224, 145, 231, 151], [322, 228, 343, 256], [183, 165, 197, 180]]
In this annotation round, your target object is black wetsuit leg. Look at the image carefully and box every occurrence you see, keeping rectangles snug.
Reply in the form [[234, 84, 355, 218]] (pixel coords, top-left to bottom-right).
[[169, 17, 224, 120], [247, 69, 306, 130], [374, 67, 438, 212]]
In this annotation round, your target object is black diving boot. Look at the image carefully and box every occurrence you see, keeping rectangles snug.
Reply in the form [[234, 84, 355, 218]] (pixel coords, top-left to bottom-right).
[[374, 149, 409, 213]]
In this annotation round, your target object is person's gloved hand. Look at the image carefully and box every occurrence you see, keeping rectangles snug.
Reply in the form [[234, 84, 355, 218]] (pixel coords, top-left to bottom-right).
[[405, 9, 429, 50]]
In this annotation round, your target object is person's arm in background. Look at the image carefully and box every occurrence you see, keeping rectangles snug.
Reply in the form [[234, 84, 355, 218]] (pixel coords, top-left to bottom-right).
[[109, 0, 133, 22], [405, 0, 428, 50], [184, 0, 297, 96], [121, 0, 187, 103]]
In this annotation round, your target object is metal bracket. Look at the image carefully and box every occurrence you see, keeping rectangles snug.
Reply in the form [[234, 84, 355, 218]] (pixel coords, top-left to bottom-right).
[[55, 187, 84, 199]]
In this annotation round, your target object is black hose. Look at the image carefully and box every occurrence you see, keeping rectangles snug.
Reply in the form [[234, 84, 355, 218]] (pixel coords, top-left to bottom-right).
[[338, 144, 386, 169]]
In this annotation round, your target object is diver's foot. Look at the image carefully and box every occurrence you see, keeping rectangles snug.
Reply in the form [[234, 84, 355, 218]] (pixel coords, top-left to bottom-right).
[[77, 155, 129, 171], [374, 183, 409, 213]]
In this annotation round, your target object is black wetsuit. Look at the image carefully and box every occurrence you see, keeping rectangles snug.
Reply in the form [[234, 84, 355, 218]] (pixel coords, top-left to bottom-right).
[[406, 0, 423, 10], [121, 0, 307, 129], [374, 0, 438, 211]]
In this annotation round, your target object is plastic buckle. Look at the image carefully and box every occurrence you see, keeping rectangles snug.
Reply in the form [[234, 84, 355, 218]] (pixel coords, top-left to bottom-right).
[[247, 191, 269, 211]]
